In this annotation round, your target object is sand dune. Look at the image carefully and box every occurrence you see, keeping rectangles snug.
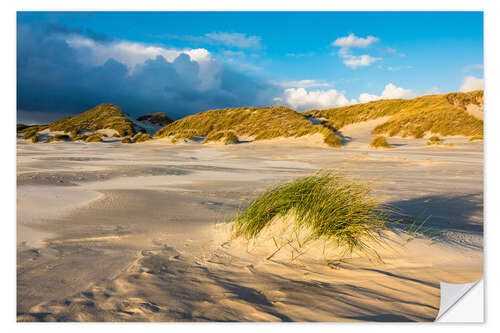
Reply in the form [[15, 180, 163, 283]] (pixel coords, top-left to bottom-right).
[[17, 131, 483, 321], [466, 104, 484, 120]]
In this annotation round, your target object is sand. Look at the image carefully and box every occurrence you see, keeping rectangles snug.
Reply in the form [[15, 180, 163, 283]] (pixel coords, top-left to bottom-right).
[[16, 127, 483, 322], [466, 104, 484, 120]]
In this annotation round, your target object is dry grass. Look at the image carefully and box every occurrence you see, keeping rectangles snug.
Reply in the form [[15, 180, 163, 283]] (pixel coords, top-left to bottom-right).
[[324, 134, 341, 147], [203, 130, 239, 144], [44, 134, 71, 143], [370, 136, 392, 149], [137, 113, 173, 126], [30, 134, 40, 143], [19, 104, 143, 143], [304, 90, 483, 138], [426, 136, 443, 145], [84, 133, 104, 143], [48, 104, 139, 137], [154, 106, 336, 146], [131, 132, 151, 143], [224, 131, 239, 145], [121, 136, 133, 143], [469, 135, 483, 142], [21, 126, 46, 140]]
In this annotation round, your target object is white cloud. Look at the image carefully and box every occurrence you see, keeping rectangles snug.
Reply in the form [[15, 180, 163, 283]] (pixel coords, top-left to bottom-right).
[[65, 36, 211, 68], [332, 34, 379, 48], [332, 33, 380, 69], [342, 54, 379, 69], [64, 36, 220, 91], [460, 76, 485, 92], [277, 80, 330, 88], [280, 88, 352, 110], [358, 83, 416, 103], [358, 93, 381, 103], [380, 83, 416, 99]]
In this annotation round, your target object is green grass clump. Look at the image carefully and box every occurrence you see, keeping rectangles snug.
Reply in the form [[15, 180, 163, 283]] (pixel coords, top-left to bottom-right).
[[370, 136, 392, 149], [426, 136, 442, 145], [154, 106, 334, 143], [324, 134, 341, 147], [233, 171, 388, 256], [84, 133, 104, 143], [469, 135, 483, 141], [304, 91, 483, 138]]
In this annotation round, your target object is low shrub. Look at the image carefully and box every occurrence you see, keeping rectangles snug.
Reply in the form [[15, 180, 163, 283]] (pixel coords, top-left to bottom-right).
[[85, 133, 103, 143], [121, 136, 133, 143], [370, 136, 392, 149], [224, 131, 239, 145], [132, 132, 151, 143], [469, 135, 483, 142], [324, 134, 341, 147], [31, 134, 40, 143], [426, 136, 442, 145]]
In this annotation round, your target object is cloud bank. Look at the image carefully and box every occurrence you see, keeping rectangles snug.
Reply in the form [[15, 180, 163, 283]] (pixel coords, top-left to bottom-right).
[[460, 76, 484, 92], [17, 23, 277, 122], [277, 88, 352, 111], [358, 83, 416, 103]]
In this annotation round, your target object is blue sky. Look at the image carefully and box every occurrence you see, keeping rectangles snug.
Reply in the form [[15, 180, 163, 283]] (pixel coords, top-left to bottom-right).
[[17, 11, 484, 122]]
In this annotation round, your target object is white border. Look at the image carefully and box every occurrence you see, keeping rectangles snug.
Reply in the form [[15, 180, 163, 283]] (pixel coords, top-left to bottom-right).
[[2, 1, 498, 331]]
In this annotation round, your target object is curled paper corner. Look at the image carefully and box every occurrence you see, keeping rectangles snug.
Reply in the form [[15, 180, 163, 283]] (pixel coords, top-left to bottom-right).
[[435, 278, 483, 322]]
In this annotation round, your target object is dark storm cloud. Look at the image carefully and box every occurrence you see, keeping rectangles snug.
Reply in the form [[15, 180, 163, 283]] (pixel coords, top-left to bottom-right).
[[17, 23, 279, 123]]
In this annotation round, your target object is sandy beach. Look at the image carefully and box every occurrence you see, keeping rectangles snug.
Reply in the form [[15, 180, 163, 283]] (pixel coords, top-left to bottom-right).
[[16, 130, 483, 322]]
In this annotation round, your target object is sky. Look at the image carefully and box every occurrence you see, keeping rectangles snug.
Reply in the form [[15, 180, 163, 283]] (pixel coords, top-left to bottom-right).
[[17, 11, 484, 123]]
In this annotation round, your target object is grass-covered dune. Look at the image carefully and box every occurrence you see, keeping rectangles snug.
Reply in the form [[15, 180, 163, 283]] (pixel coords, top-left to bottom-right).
[[136, 112, 173, 127], [47, 104, 141, 137], [304, 90, 483, 138], [154, 106, 340, 146], [17, 104, 150, 143]]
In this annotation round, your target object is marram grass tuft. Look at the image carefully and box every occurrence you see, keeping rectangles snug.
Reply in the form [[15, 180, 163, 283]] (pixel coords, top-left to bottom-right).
[[232, 171, 391, 257]]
